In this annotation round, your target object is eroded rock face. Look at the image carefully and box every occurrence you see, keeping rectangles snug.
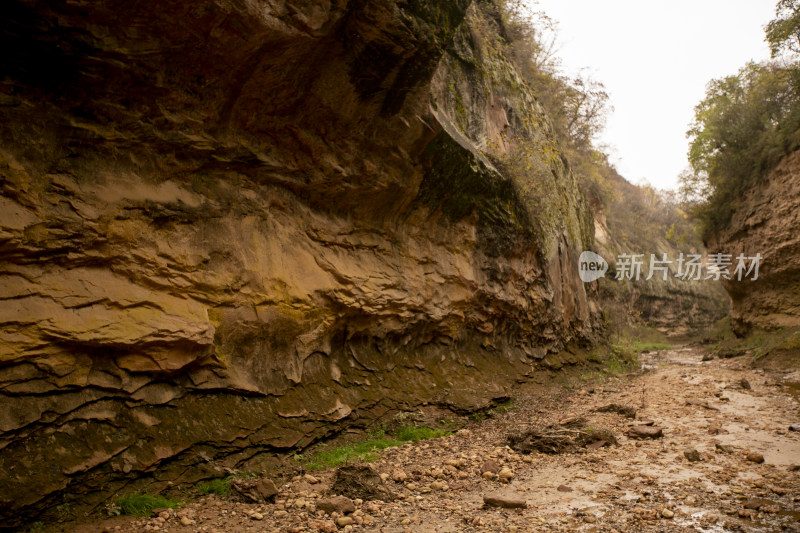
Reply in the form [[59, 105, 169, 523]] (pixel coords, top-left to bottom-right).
[[708, 151, 800, 334], [0, 0, 597, 524]]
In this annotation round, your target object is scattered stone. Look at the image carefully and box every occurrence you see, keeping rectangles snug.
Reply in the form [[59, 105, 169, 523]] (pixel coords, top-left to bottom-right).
[[317, 496, 356, 515], [391, 470, 408, 482], [738, 509, 757, 519], [770, 485, 788, 495], [303, 474, 320, 484], [596, 403, 636, 419], [789, 424, 800, 432], [627, 425, 663, 439], [250, 512, 264, 520], [311, 520, 338, 533], [336, 516, 354, 527], [179, 517, 194, 526], [577, 426, 618, 447], [480, 460, 500, 474], [746, 452, 765, 464], [586, 440, 608, 450], [498, 467, 514, 481], [684, 448, 701, 462], [483, 494, 527, 509], [661, 509, 675, 519], [739, 378, 751, 390], [556, 485, 573, 492], [715, 443, 736, 454], [232, 477, 279, 502]]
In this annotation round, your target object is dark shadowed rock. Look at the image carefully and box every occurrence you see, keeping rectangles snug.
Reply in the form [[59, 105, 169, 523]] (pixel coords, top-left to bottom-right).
[[332, 465, 395, 502], [684, 448, 701, 462], [595, 403, 636, 419]]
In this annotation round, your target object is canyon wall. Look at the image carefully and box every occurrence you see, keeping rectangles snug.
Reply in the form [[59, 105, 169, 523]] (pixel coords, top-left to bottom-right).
[[707, 151, 800, 334], [0, 0, 599, 524]]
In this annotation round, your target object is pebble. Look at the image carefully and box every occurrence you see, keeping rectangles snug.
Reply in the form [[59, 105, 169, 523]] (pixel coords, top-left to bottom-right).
[[311, 520, 337, 533], [336, 516, 354, 527], [627, 425, 663, 439], [392, 470, 408, 482], [746, 452, 765, 464], [481, 459, 500, 474], [498, 467, 514, 481], [661, 509, 675, 519], [317, 496, 356, 515], [684, 448, 701, 462]]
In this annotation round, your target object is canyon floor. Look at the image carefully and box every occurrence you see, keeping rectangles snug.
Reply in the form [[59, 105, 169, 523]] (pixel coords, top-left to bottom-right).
[[59, 347, 800, 533]]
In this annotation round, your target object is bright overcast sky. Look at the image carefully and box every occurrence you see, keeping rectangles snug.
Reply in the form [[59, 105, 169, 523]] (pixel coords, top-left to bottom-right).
[[532, 0, 777, 190]]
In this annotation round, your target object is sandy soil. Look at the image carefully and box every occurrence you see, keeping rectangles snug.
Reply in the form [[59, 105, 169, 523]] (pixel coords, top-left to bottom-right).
[[58, 346, 800, 533]]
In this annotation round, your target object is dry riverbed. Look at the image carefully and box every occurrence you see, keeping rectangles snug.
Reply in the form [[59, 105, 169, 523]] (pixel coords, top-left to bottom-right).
[[63, 347, 800, 532]]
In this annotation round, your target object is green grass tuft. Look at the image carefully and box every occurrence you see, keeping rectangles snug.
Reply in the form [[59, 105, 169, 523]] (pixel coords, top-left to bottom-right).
[[630, 342, 672, 352], [394, 426, 450, 442], [198, 477, 232, 496], [302, 425, 451, 470], [115, 493, 182, 517]]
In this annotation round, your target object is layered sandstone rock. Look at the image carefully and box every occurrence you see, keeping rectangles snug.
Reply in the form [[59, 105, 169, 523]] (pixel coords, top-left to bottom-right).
[[707, 151, 800, 334], [0, 0, 598, 524]]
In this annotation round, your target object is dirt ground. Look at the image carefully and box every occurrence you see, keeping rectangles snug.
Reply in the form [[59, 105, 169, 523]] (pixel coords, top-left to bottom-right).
[[59, 346, 800, 532]]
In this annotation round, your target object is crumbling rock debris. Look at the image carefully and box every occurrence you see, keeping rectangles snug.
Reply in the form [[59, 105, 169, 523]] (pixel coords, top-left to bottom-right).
[[231, 477, 279, 502], [595, 403, 636, 419], [509, 420, 616, 454], [331, 465, 395, 502]]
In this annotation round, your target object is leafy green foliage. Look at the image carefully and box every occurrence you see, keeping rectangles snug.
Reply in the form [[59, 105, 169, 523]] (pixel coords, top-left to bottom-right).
[[766, 0, 800, 58], [681, 62, 800, 239], [114, 493, 181, 517]]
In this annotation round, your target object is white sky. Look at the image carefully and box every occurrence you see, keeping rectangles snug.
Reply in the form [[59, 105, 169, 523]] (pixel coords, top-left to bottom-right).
[[532, 0, 777, 190]]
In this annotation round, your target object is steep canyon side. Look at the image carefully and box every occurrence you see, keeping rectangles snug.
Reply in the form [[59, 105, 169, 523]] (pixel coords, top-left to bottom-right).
[[707, 151, 800, 334], [591, 172, 729, 337], [0, 0, 599, 524]]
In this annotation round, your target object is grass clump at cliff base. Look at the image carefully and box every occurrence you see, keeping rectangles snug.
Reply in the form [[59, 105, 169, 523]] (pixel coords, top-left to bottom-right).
[[198, 477, 232, 496], [708, 324, 800, 362], [300, 425, 451, 470], [113, 493, 182, 516]]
